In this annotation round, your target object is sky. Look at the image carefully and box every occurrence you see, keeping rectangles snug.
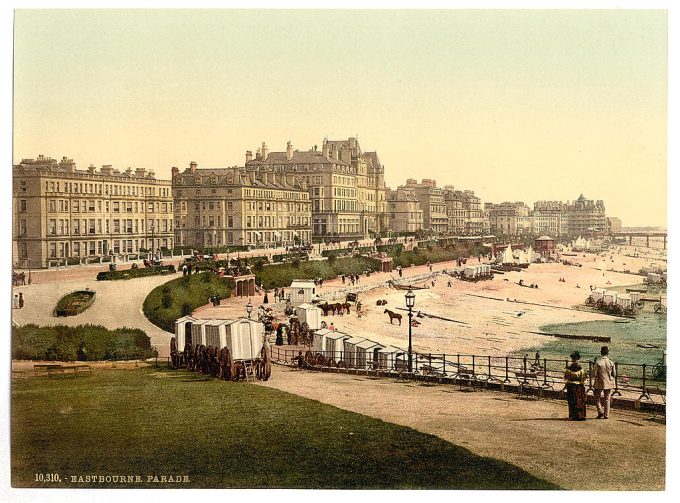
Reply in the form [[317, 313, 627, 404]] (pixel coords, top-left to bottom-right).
[[12, 9, 668, 227]]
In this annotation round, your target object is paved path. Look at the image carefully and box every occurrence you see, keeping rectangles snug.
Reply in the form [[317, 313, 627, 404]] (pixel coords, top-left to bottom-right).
[[258, 365, 665, 490], [12, 273, 178, 354]]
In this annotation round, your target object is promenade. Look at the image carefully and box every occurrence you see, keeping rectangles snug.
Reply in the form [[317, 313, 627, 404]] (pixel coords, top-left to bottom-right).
[[258, 364, 665, 490]]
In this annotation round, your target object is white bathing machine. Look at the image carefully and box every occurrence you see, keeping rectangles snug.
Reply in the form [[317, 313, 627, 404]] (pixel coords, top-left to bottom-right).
[[189, 319, 210, 348], [297, 303, 323, 330], [602, 291, 617, 305], [174, 315, 197, 348], [342, 336, 367, 367], [464, 266, 476, 278], [320, 330, 351, 362], [629, 292, 641, 305], [289, 280, 317, 305], [616, 293, 632, 310], [377, 345, 406, 370], [589, 288, 606, 303], [312, 328, 334, 353], [355, 339, 385, 369]]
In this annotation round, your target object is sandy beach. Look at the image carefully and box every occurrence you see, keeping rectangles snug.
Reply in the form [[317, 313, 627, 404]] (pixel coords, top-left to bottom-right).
[[195, 244, 667, 359]]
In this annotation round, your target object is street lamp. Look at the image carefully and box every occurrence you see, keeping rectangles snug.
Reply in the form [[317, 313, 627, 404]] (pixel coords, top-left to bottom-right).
[[246, 299, 253, 319], [404, 288, 416, 373]]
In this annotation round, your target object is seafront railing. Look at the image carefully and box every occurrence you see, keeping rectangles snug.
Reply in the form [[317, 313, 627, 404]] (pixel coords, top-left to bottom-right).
[[270, 346, 666, 404]]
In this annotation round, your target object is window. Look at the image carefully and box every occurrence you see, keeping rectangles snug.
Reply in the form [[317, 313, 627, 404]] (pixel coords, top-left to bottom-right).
[[19, 200, 27, 212], [113, 201, 120, 212], [89, 201, 95, 212], [48, 219, 56, 235], [89, 219, 95, 234], [19, 219, 26, 236], [49, 200, 56, 212], [20, 180, 27, 192], [228, 216, 233, 228], [49, 243, 57, 258], [114, 220, 120, 233], [227, 201, 233, 210]]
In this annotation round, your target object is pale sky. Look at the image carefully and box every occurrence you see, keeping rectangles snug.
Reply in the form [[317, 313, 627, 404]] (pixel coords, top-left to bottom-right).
[[13, 9, 667, 227]]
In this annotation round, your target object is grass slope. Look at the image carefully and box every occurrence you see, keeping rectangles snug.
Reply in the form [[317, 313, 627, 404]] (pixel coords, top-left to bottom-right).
[[11, 367, 558, 489]]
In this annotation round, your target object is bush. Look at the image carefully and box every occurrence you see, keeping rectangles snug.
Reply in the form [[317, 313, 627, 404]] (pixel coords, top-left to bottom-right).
[[97, 265, 176, 281], [255, 256, 382, 289], [143, 274, 233, 333], [12, 324, 152, 361]]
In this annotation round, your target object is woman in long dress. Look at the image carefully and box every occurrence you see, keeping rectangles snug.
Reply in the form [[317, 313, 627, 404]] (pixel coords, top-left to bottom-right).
[[564, 351, 587, 420]]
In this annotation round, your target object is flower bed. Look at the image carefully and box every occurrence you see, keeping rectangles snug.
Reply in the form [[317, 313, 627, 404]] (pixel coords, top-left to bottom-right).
[[54, 290, 96, 317]]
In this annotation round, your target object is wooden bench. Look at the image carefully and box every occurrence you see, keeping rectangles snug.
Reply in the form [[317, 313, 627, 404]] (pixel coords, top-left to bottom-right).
[[34, 364, 63, 377], [455, 367, 487, 391]]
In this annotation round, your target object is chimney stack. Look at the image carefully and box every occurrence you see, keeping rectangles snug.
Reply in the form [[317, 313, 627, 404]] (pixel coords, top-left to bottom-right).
[[261, 142, 268, 161], [189, 161, 197, 173], [255, 148, 262, 161], [286, 141, 293, 161], [171, 167, 179, 178], [322, 138, 329, 157], [245, 150, 253, 163], [87, 164, 96, 174]]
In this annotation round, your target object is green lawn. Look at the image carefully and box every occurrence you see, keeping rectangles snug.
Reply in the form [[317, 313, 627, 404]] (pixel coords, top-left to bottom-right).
[[11, 367, 558, 489]]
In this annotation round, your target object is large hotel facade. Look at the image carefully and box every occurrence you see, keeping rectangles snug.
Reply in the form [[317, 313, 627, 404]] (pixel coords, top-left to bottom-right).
[[244, 137, 388, 239], [13, 155, 174, 268], [12, 145, 612, 268], [172, 162, 311, 249]]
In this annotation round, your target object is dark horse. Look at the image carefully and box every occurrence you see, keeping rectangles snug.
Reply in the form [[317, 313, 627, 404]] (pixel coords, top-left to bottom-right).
[[384, 309, 402, 326]]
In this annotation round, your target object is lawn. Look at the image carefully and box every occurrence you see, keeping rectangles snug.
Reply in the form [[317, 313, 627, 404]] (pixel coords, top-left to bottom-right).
[[11, 367, 559, 489], [143, 273, 233, 332]]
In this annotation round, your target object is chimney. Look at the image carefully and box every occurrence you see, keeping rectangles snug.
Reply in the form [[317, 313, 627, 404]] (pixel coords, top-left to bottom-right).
[[245, 150, 253, 163], [171, 167, 179, 178], [147, 170, 155, 179], [125, 167, 133, 176], [87, 164, 96, 174], [255, 148, 262, 161], [100, 164, 113, 175], [248, 171, 256, 184], [322, 138, 329, 157], [261, 142, 268, 161], [189, 161, 197, 173], [286, 141, 293, 161]]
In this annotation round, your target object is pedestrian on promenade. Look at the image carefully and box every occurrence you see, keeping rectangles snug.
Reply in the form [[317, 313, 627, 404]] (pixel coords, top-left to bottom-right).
[[594, 346, 616, 419], [342, 274, 346, 284], [274, 288, 279, 303], [564, 351, 587, 421], [18, 292, 24, 309], [13, 294, 19, 309]]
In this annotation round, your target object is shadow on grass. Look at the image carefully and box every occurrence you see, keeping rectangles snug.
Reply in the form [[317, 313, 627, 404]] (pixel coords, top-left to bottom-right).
[[12, 367, 561, 490]]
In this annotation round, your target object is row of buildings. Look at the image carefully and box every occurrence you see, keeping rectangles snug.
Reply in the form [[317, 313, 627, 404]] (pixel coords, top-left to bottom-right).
[[12, 138, 614, 268]]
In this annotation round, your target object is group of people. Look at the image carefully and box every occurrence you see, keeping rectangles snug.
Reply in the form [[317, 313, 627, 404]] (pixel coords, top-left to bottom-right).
[[564, 346, 616, 421], [273, 288, 286, 303], [340, 274, 362, 286], [12, 271, 28, 286], [13, 292, 25, 309]]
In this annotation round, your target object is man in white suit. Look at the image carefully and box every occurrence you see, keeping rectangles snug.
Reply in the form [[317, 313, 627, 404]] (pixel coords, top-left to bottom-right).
[[594, 346, 616, 419]]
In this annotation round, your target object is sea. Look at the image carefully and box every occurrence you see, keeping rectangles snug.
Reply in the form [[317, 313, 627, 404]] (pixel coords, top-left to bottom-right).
[[515, 312, 666, 367]]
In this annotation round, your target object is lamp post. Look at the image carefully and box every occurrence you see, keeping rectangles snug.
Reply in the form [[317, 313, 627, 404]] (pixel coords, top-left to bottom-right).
[[246, 299, 253, 319], [404, 288, 416, 373]]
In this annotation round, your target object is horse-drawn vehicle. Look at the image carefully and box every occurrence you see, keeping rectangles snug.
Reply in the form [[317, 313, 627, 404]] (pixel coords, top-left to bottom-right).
[[171, 316, 271, 381]]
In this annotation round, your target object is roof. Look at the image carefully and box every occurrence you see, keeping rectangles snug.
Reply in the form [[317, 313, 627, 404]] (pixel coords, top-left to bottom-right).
[[298, 303, 322, 311], [344, 337, 366, 345], [290, 280, 316, 288], [536, 235, 554, 241], [247, 150, 349, 167], [175, 315, 197, 323], [325, 331, 351, 340], [356, 340, 385, 350]]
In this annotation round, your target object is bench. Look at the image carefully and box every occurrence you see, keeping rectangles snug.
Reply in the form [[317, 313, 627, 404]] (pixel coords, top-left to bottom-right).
[[455, 367, 488, 391], [34, 364, 64, 377], [643, 386, 666, 420]]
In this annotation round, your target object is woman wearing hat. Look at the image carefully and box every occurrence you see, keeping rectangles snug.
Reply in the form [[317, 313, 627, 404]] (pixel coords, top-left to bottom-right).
[[564, 351, 587, 420]]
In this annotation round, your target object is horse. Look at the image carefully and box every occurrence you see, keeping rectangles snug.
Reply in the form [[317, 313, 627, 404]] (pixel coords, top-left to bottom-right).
[[384, 309, 402, 326], [341, 302, 351, 314]]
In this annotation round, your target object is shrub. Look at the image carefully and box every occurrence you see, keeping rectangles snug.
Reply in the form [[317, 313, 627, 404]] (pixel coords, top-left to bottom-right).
[[12, 324, 153, 361], [96, 265, 176, 281]]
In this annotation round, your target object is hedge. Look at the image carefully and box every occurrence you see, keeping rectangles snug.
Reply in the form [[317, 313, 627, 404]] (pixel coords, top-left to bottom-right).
[[12, 324, 153, 361], [255, 255, 381, 289], [143, 273, 234, 333], [96, 265, 176, 281]]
